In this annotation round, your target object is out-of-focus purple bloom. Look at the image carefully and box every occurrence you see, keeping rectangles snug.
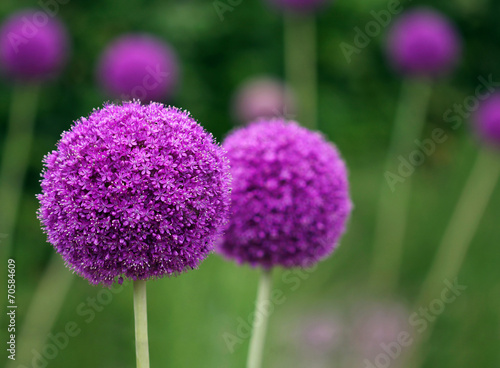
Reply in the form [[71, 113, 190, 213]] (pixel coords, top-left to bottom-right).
[[38, 101, 231, 286], [97, 34, 179, 103], [218, 119, 352, 268], [266, 0, 330, 13], [351, 302, 412, 365], [386, 8, 461, 77], [298, 314, 344, 352], [0, 10, 69, 81], [232, 77, 296, 124], [473, 92, 500, 148]]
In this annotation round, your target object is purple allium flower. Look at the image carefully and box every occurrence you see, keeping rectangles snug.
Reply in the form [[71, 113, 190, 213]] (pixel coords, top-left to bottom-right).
[[37, 101, 231, 285], [386, 8, 461, 77], [217, 119, 352, 268], [266, 0, 330, 13], [0, 10, 69, 81], [473, 92, 500, 148], [97, 34, 179, 103], [232, 77, 296, 125]]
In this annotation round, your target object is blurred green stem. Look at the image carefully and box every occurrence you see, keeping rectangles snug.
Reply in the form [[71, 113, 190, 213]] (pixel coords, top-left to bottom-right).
[[134, 280, 150, 368], [284, 13, 317, 129], [407, 148, 500, 368], [246, 269, 273, 368], [370, 79, 433, 293], [0, 83, 40, 260], [7, 256, 74, 368], [417, 147, 500, 308]]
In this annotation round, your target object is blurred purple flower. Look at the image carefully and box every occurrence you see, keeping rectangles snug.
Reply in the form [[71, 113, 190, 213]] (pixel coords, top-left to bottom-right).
[[298, 314, 344, 353], [351, 302, 412, 365], [473, 92, 500, 148], [217, 119, 352, 268], [386, 8, 461, 77], [232, 76, 296, 124], [266, 0, 330, 13], [38, 101, 231, 286], [0, 10, 69, 81], [97, 34, 179, 103]]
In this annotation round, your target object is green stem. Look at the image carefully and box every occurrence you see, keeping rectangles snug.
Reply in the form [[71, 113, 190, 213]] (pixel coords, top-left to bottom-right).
[[7, 256, 73, 368], [407, 148, 500, 368], [284, 13, 317, 129], [246, 269, 273, 368], [370, 79, 433, 293], [0, 83, 40, 260], [417, 148, 500, 307], [134, 280, 150, 368]]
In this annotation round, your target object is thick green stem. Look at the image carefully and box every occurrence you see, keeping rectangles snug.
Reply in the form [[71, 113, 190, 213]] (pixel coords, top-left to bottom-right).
[[284, 13, 317, 129], [417, 148, 500, 307], [246, 269, 273, 368], [134, 280, 150, 368], [407, 148, 500, 368], [0, 83, 40, 260], [370, 79, 433, 293]]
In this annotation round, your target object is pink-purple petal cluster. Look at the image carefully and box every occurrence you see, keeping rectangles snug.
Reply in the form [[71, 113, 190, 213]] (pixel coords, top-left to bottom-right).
[[97, 34, 179, 103], [0, 10, 69, 81], [386, 8, 461, 77], [38, 101, 231, 285], [232, 77, 296, 125], [218, 119, 352, 268], [473, 92, 500, 148]]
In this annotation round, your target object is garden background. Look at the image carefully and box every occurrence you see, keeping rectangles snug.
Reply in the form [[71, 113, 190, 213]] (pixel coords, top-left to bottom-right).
[[1, 0, 499, 367]]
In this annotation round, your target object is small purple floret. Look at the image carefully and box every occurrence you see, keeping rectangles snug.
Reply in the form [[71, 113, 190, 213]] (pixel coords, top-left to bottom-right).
[[218, 119, 352, 268], [386, 8, 461, 77], [473, 92, 500, 148], [0, 10, 69, 81], [97, 34, 179, 103], [38, 101, 231, 285]]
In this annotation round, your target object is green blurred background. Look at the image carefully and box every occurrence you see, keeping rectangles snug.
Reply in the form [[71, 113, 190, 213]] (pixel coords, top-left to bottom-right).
[[1, 0, 500, 367]]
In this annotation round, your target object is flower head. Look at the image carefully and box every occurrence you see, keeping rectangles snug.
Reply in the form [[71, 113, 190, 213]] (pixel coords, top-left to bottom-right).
[[0, 10, 69, 81], [38, 101, 231, 285], [473, 92, 500, 148], [386, 8, 461, 77], [97, 34, 179, 103], [265, 0, 330, 13], [232, 76, 296, 124], [217, 119, 352, 268]]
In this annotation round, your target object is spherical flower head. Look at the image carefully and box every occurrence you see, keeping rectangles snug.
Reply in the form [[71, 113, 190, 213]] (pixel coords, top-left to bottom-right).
[[232, 77, 296, 124], [386, 8, 461, 77], [37, 101, 231, 286], [0, 10, 69, 81], [473, 92, 500, 148], [266, 0, 330, 13], [97, 34, 179, 103], [218, 119, 352, 268]]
